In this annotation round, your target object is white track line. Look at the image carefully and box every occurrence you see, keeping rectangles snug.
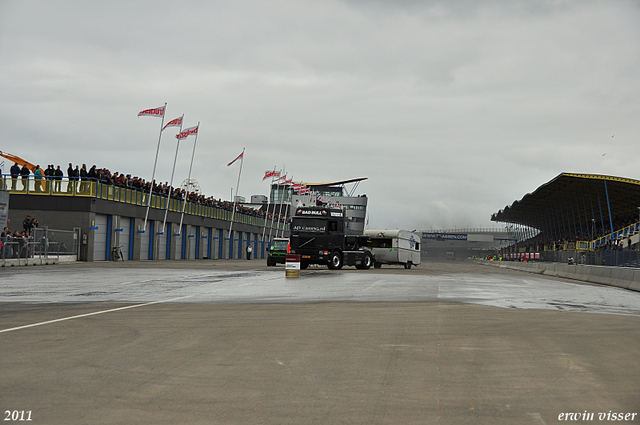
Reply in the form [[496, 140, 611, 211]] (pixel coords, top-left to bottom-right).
[[0, 295, 193, 334]]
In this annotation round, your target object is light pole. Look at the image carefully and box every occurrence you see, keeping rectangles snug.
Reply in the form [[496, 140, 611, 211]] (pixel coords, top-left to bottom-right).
[[636, 207, 640, 269], [592, 218, 596, 266]]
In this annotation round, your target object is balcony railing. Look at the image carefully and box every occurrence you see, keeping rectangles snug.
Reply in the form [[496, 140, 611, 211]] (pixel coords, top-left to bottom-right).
[[0, 175, 288, 231]]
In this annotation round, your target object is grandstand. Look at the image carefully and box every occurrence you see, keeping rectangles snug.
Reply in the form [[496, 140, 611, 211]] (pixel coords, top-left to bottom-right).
[[491, 173, 640, 266]]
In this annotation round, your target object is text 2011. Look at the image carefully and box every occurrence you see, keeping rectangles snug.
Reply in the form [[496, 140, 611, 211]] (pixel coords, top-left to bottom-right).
[[4, 411, 32, 421]]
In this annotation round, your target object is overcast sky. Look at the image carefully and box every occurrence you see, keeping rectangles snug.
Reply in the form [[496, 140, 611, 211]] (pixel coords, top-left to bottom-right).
[[1, 0, 639, 231]]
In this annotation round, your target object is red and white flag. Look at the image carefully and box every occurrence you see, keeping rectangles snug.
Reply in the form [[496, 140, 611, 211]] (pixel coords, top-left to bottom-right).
[[138, 105, 165, 117], [162, 115, 183, 131], [227, 151, 244, 167], [263, 170, 279, 180], [176, 125, 199, 140], [283, 178, 293, 185]]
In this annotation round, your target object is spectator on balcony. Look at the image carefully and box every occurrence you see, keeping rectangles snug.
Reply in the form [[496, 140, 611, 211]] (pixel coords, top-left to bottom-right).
[[10, 162, 20, 191], [79, 164, 88, 193], [66, 163, 74, 192], [33, 165, 43, 192], [87, 165, 97, 182], [19, 164, 30, 192], [53, 165, 63, 192]]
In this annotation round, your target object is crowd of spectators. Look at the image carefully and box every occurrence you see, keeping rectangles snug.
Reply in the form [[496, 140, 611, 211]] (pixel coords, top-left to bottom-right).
[[1, 215, 39, 259], [7, 162, 290, 224]]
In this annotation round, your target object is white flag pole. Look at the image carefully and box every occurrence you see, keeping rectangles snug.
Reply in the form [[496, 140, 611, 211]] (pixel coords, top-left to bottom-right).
[[143, 102, 167, 232], [261, 166, 277, 248], [267, 168, 281, 244], [178, 122, 200, 235], [276, 172, 289, 238], [228, 148, 245, 239], [162, 115, 184, 234]]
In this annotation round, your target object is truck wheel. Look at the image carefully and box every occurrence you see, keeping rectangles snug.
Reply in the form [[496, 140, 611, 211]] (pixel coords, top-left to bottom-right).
[[267, 258, 273, 266], [301, 261, 309, 270], [328, 251, 343, 270], [361, 253, 373, 270]]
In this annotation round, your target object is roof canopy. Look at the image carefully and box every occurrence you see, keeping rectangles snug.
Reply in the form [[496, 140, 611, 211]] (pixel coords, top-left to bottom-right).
[[491, 173, 640, 235], [299, 177, 367, 187]]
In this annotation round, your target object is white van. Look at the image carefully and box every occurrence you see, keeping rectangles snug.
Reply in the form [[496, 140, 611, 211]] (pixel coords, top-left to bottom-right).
[[363, 230, 421, 269]]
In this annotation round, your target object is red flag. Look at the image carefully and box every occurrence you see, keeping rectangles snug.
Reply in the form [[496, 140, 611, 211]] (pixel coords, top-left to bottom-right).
[[176, 125, 199, 140], [138, 105, 165, 117], [162, 115, 183, 131], [227, 151, 244, 167]]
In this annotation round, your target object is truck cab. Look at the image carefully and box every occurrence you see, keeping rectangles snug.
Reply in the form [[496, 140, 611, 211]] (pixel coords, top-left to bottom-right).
[[290, 206, 372, 270], [267, 237, 289, 266]]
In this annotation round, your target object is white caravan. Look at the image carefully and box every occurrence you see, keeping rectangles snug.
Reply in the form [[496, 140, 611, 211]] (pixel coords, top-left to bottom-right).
[[363, 229, 421, 269]]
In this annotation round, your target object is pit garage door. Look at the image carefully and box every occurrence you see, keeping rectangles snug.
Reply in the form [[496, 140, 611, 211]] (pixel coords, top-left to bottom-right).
[[157, 224, 168, 260], [92, 214, 108, 261], [140, 221, 151, 260], [119, 217, 131, 261], [188, 227, 197, 259]]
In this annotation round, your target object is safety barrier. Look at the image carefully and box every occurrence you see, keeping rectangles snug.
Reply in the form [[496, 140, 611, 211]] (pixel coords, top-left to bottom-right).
[[1, 240, 60, 266], [489, 261, 640, 293]]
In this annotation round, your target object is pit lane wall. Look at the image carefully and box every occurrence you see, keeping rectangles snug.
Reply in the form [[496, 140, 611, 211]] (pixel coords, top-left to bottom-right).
[[488, 261, 640, 292]]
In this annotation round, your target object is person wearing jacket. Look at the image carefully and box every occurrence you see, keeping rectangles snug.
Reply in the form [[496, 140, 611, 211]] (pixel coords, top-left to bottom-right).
[[10, 163, 20, 191]]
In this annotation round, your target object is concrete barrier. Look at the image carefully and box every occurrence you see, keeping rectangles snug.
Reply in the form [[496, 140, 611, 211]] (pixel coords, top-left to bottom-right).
[[489, 261, 640, 293]]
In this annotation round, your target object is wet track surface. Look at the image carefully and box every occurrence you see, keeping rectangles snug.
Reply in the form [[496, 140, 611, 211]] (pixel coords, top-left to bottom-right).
[[1, 261, 640, 316], [2, 261, 640, 425]]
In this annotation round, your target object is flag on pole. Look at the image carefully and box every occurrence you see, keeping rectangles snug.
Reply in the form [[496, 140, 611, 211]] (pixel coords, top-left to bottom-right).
[[176, 125, 199, 140], [227, 151, 244, 167], [162, 115, 183, 131], [263, 170, 280, 180], [138, 105, 166, 117]]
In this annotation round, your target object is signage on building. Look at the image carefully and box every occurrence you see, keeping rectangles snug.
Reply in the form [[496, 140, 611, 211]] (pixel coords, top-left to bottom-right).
[[422, 232, 468, 241], [0, 190, 9, 230]]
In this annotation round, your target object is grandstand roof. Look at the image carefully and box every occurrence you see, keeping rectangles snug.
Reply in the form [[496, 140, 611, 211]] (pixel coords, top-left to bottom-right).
[[491, 173, 640, 232], [299, 177, 367, 187]]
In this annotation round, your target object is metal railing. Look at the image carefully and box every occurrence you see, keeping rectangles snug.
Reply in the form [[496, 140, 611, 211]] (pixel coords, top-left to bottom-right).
[[0, 175, 289, 231]]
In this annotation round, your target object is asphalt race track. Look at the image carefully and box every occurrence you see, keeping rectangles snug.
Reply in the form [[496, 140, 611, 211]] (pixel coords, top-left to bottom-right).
[[1, 260, 639, 424]]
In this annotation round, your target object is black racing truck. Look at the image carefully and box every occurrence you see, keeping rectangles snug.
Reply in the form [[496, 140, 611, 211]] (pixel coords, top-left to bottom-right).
[[290, 206, 374, 270]]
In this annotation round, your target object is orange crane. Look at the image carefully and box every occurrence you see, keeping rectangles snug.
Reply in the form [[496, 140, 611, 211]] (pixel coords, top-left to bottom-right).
[[0, 151, 37, 172]]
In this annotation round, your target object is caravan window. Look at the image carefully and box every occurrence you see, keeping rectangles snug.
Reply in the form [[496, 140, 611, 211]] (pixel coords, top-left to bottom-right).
[[371, 238, 393, 248]]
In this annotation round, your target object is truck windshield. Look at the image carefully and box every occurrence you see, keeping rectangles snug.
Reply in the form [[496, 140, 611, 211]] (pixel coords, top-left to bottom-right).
[[292, 218, 327, 234], [271, 240, 289, 251]]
